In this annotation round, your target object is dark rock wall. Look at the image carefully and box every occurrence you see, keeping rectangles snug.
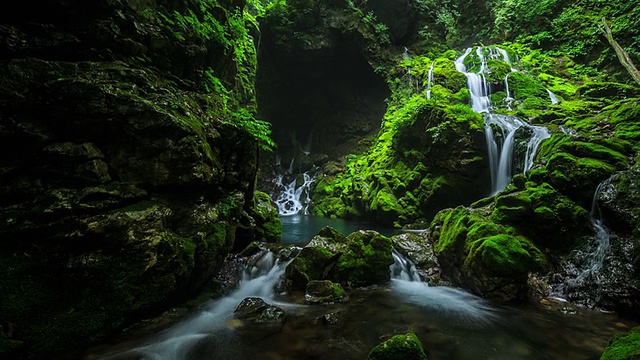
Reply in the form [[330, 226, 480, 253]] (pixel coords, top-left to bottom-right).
[[0, 0, 266, 357]]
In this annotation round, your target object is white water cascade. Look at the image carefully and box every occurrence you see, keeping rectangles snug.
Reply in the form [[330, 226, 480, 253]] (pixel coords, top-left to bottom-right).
[[100, 250, 290, 360], [389, 249, 499, 322], [566, 181, 612, 289], [426, 61, 435, 99], [273, 171, 316, 216], [484, 114, 550, 195], [455, 46, 551, 195]]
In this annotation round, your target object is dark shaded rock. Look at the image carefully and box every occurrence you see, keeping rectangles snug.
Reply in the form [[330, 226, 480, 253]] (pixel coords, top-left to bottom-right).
[[305, 280, 348, 304], [234, 297, 285, 330], [0, 0, 263, 357]]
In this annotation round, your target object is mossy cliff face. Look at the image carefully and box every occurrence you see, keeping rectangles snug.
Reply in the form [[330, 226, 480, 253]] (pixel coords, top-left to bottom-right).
[[0, 0, 277, 357]]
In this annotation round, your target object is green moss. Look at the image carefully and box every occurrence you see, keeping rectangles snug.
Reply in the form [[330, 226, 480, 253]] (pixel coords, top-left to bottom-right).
[[367, 332, 427, 360], [600, 327, 640, 360], [285, 247, 335, 289], [467, 234, 546, 276], [333, 231, 394, 286]]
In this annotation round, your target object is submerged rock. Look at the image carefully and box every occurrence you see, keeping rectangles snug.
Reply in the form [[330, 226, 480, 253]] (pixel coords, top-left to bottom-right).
[[367, 332, 428, 360], [305, 280, 349, 304]]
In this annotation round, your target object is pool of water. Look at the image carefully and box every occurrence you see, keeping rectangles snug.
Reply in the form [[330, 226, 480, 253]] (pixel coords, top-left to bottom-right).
[[279, 214, 404, 244]]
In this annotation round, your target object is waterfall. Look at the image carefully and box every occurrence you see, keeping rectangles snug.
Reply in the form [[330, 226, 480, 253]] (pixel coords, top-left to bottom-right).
[[547, 89, 560, 104], [455, 47, 491, 113], [572, 182, 611, 286], [455, 46, 550, 195], [390, 249, 421, 282], [426, 61, 435, 99], [504, 73, 513, 109], [484, 114, 550, 195], [101, 250, 290, 360], [389, 250, 498, 322], [273, 171, 316, 216]]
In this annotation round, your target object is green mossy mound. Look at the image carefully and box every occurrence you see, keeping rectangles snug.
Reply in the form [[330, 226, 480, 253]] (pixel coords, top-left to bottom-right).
[[250, 191, 282, 243], [430, 206, 547, 301], [367, 332, 428, 360], [333, 230, 395, 286], [600, 327, 640, 360], [285, 228, 394, 288]]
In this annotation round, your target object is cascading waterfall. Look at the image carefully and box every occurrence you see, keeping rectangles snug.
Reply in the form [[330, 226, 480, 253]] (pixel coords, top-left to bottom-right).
[[426, 61, 435, 99], [273, 171, 316, 216], [484, 114, 550, 195], [455, 47, 491, 113], [389, 249, 498, 321], [455, 46, 551, 195], [100, 250, 290, 360]]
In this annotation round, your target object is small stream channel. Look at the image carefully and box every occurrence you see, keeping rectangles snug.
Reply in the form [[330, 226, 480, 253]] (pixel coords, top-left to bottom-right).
[[78, 216, 638, 360]]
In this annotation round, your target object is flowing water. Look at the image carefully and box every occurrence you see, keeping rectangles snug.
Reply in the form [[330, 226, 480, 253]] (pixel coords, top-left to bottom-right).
[[455, 46, 551, 195], [547, 89, 560, 104], [80, 218, 637, 360], [426, 61, 435, 99], [554, 180, 613, 298], [273, 172, 316, 216], [484, 114, 550, 195]]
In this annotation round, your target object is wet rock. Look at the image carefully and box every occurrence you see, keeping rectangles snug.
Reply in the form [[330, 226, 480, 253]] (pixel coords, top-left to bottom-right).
[[392, 232, 439, 270], [305, 280, 348, 304], [367, 332, 428, 360], [234, 297, 285, 330]]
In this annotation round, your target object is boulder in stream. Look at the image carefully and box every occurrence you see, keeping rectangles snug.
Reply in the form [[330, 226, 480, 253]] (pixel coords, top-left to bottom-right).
[[305, 280, 349, 304], [367, 332, 428, 360]]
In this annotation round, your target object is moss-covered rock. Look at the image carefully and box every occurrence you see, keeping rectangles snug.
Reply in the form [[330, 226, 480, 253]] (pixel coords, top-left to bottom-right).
[[367, 332, 428, 360], [250, 191, 282, 243], [333, 230, 395, 286], [600, 327, 640, 360], [285, 246, 337, 290], [429, 206, 547, 301], [305, 280, 349, 304]]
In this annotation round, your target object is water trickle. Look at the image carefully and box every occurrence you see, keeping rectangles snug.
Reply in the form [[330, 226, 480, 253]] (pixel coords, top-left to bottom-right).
[[101, 250, 290, 360], [426, 61, 435, 99], [390, 249, 421, 282], [273, 172, 316, 216], [547, 89, 560, 104], [565, 181, 612, 291]]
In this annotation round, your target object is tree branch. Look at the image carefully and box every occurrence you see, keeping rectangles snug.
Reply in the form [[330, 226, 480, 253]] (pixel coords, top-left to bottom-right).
[[598, 17, 640, 86]]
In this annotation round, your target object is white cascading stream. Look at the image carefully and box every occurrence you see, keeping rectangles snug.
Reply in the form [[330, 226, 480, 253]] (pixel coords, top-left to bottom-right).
[[455, 46, 551, 195], [273, 171, 316, 216], [389, 249, 498, 322], [547, 89, 560, 104], [426, 61, 435, 99], [99, 250, 290, 360]]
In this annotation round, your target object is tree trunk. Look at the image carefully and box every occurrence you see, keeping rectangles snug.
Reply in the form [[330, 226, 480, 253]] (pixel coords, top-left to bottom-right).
[[598, 17, 640, 86]]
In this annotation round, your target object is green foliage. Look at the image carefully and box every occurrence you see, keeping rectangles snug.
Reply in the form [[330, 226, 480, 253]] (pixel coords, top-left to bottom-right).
[[600, 327, 640, 360], [224, 108, 276, 151]]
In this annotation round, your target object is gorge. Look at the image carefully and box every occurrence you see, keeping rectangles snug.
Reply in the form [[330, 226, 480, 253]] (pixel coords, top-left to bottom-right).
[[2, 0, 640, 359]]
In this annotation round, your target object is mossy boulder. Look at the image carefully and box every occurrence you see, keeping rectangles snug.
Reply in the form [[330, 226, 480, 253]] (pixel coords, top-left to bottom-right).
[[333, 230, 395, 287], [491, 182, 591, 252], [367, 332, 428, 360], [429, 206, 547, 301], [285, 246, 338, 290], [305, 280, 349, 304], [250, 191, 282, 243], [600, 327, 640, 360]]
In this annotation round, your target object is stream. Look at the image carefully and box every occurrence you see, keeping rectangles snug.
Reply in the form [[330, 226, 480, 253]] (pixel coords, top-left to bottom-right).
[[78, 216, 638, 360]]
